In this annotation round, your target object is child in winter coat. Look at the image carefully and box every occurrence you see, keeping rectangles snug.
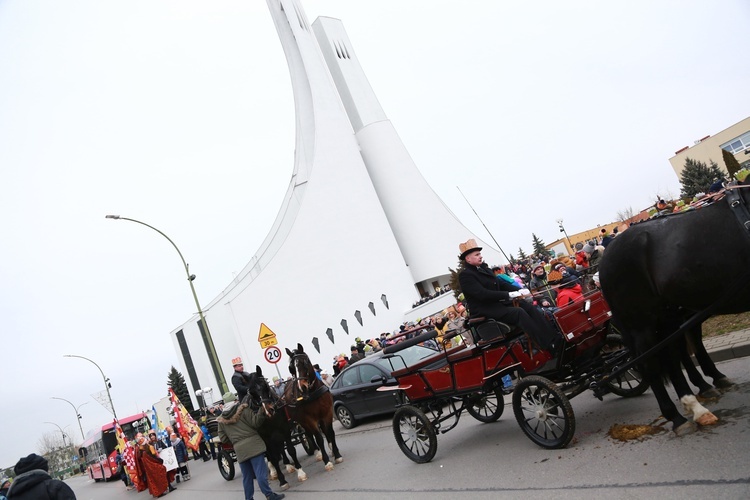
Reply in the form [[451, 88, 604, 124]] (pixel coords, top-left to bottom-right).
[[170, 434, 190, 481]]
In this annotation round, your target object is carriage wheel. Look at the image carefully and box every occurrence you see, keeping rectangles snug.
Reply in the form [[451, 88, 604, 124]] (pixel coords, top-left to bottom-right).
[[291, 423, 315, 455], [336, 405, 356, 429], [392, 405, 438, 463], [602, 333, 649, 398], [466, 388, 505, 423], [513, 375, 575, 449], [217, 449, 235, 480]]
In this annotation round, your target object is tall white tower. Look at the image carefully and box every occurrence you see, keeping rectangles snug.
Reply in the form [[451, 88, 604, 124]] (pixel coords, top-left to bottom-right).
[[171, 0, 506, 400], [312, 17, 505, 292]]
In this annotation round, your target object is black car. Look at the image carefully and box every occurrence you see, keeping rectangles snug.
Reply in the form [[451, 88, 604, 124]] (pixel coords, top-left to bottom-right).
[[331, 343, 437, 429]]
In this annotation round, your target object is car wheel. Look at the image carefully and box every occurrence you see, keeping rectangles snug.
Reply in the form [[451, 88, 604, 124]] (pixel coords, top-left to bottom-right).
[[336, 405, 356, 429]]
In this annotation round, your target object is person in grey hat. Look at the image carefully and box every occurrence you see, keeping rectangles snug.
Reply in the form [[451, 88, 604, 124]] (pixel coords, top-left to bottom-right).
[[217, 392, 285, 500], [7, 453, 76, 499]]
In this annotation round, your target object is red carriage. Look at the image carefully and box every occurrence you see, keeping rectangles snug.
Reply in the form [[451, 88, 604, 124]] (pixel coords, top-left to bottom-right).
[[382, 289, 647, 463]]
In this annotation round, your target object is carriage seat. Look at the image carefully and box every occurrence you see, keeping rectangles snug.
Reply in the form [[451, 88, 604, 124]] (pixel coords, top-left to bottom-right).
[[467, 317, 523, 344]]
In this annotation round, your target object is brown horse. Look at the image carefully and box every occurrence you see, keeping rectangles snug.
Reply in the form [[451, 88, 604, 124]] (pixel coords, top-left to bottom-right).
[[283, 343, 342, 470]]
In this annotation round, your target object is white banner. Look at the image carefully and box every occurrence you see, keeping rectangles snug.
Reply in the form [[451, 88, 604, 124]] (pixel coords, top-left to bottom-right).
[[158, 447, 178, 471]]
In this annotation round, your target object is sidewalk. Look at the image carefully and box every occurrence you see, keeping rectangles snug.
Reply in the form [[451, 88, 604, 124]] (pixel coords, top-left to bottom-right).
[[704, 328, 750, 362]]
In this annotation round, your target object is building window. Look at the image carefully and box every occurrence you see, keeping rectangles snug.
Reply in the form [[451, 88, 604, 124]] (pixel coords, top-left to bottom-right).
[[721, 131, 750, 154]]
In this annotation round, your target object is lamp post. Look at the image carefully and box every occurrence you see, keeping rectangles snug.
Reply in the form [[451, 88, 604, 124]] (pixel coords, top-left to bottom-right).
[[51, 397, 88, 441], [44, 421, 69, 449], [44, 421, 71, 476], [63, 355, 118, 421], [105, 214, 228, 394], [556, 219, 573, 254]]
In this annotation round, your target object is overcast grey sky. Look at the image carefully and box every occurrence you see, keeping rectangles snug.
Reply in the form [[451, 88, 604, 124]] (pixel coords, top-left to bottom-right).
[[1, 0, 748, 469]]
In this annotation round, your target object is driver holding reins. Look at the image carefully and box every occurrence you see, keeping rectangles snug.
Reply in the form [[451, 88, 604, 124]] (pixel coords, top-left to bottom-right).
[[457, 239, 560, 351]]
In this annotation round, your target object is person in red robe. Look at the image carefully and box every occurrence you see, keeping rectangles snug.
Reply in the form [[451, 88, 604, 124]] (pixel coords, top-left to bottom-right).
[[134, 433, 173, 498]]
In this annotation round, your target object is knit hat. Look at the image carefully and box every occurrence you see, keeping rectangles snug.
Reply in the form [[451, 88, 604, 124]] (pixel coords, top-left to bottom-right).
[[582, 243, 594, 254], [547, 270, 564, 284], [575, 242, 583, 251], [14, 453, 48, 475], [222, 392, 237, 404]]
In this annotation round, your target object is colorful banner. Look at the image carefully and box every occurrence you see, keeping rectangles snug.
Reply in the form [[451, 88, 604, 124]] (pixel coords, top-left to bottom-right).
[[168, 388, 203, 451], [150, 405, 160, 432], [114, 420, 141, 491]]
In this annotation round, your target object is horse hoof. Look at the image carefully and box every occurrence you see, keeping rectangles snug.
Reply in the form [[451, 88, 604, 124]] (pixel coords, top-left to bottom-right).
[[314, 451, 323, 462], [324, 462, 334, 471], [699, 387, 721, 399], [280, 483, 290, 491], [297, 469, 307, 482], [674, 421, 697, 436], [285, 465, 296, 474], [714, 377, 733, 389], [269, 471, 278, 481], [335, 457, 343, 464], [696, 411, 719, 426]]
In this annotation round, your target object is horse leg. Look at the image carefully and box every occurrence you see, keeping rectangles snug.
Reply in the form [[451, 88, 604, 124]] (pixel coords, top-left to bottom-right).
[[282, 435, 306, 481], [664, 351, 718, 427], [688, 326, 732, 389], [678, 335, 719, 398], [648, 368, 693, 435], [266, 443, 289, 490], [310, 428, 333, 471], [321, 419, 343, 463]]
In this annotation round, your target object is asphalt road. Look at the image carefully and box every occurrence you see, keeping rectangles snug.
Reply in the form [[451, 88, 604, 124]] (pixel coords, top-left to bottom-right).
[[67, 356, 750, 500]]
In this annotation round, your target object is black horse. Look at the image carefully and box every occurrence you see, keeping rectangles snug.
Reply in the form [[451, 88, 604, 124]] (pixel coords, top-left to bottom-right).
[[284, 343, 342, 470], [243, 367, 308, 486], [600, 183, 749, 434]]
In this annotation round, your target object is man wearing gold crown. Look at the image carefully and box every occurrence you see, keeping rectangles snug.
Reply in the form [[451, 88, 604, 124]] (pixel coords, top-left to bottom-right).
[[457, 239, 559, 351], [230, 357, 253, 403]]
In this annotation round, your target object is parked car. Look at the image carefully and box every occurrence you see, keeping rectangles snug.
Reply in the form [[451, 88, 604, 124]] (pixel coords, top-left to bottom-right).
[[331, 342, 437, 429]]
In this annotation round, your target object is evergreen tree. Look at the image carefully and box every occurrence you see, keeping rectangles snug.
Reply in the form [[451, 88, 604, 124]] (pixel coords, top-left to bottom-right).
[[517, 247, 528, 260], [167, 366, 194, 412], [449, 262, 466, 301], [722, 148, 742, 179], [531, 233, 546, 256], [680, 158, 724, 197]]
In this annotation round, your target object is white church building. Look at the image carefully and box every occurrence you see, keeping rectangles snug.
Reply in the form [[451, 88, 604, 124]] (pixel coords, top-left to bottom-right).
[[171, 0, 504, 402]]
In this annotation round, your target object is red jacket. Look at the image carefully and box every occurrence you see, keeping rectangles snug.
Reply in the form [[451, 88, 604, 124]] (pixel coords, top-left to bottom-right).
[[557, 284, 584, 307], [575, 251, 589, 268]]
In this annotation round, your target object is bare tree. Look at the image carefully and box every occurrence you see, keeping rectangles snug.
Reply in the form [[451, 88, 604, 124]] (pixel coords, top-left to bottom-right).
[[37, 431, 73, 477], [616, 207, 635, 222]]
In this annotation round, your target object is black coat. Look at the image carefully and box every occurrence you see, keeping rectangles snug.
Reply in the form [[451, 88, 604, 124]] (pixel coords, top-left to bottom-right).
[[231, 370, 252, 401], [459, 263, 519, 318], [6, 470, 76, 500]]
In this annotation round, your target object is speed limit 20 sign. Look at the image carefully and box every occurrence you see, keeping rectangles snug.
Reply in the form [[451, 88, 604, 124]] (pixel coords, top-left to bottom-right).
[[264, 346, 282, 364]]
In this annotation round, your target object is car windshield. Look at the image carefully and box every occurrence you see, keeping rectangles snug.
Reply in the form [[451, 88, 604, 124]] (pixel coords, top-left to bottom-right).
[[375, 343, 437, 374]]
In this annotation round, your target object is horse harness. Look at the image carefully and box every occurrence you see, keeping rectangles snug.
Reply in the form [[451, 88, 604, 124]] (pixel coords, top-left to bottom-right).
[[725, 184, 750, 236]]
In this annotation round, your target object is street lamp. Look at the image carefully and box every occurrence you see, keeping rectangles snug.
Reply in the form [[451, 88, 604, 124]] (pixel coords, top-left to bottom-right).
[[556, 219, 573, 254], [63, 355, 118, 421], [51, 397, 88, 441], [44, 422, 71, 477], [44, 421, 69, 449], [105, 214, 228, 394]]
